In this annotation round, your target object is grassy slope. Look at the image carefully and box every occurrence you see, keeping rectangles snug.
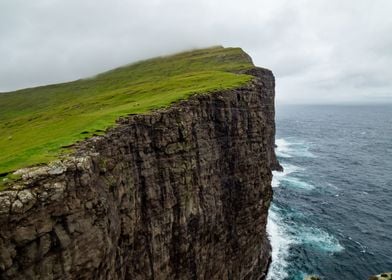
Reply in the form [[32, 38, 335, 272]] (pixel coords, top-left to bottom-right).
[[0, 46, 254, 176]]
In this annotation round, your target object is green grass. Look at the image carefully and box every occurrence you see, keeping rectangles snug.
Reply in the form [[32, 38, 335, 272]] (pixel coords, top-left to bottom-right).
[[0, 46, 254, 177]]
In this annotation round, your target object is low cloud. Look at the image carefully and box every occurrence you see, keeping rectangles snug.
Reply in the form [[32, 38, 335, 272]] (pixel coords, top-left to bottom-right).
[[1, 0, 391, 104]]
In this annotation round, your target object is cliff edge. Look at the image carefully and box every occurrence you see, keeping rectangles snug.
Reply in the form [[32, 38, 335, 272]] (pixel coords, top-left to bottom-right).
[[0, 51, 279, 279]]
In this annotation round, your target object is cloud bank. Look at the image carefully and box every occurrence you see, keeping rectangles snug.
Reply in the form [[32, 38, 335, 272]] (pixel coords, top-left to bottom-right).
[[1, 0, 391, 104]]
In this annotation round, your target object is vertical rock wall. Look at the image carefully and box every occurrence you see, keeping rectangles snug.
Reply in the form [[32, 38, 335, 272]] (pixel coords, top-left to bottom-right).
[[0, 67, 279, 280]]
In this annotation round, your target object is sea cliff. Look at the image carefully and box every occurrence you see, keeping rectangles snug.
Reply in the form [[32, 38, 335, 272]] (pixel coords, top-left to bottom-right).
[[0, 66, 279, 279]]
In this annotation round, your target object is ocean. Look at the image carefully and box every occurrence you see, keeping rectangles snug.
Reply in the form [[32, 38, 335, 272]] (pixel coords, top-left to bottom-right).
[[266, 105, 392, 279]]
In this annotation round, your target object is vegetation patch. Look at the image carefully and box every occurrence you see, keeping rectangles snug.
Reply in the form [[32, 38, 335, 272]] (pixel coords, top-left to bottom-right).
[[0, 46, 254, 174], [0, 172, 22, 191]]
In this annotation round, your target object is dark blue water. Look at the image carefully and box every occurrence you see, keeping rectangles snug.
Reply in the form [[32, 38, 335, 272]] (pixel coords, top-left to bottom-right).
[[266, 105, 392, 279]]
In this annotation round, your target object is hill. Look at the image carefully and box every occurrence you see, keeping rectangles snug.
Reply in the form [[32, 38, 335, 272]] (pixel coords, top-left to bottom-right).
[[0, 46, 254, 177]]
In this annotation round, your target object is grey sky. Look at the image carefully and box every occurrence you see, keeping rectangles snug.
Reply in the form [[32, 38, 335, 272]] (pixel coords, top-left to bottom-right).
[[1, 0, 391, 104]]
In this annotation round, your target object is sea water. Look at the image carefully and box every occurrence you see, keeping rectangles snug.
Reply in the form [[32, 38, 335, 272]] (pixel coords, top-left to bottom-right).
[[267, 105, 392, 279]]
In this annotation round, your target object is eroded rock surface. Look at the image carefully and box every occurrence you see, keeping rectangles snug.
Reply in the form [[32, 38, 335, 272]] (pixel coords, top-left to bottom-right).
[[0, 67, 279, 280], [369, 272, 392, 280]]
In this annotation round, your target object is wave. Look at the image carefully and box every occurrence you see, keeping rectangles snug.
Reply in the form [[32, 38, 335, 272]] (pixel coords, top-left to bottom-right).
[[267, 139, 343, 279], [267, 205, 344, 279], [272, 164, 302, 188], [266, 207, 293, 280], [281, 177, 315, 191], [275, 138, 316, 158], [293, 226, 344, 253], [275, 138, 293, 158], [272, 163, 313, 191]]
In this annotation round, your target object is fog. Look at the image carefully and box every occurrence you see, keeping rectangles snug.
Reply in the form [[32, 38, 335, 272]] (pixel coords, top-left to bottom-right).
[[1, 0, 391, 104]]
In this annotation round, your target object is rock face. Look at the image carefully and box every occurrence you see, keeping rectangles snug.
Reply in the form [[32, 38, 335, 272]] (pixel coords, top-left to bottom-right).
[[369, 272, 392, 280], [0, 67, 279, 279]]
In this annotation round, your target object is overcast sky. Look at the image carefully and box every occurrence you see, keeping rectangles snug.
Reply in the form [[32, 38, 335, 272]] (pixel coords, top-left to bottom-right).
[[1, 0, 391, 104]]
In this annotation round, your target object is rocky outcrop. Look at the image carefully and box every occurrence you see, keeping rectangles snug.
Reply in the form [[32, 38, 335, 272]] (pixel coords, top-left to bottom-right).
[[369, 272, 392, 280], [0, 67, 279, 279], [304, 276, 321, 280]]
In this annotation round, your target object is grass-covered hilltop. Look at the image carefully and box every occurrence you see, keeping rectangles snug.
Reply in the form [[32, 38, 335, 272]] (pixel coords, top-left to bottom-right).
[[0, 46, 254, 180]]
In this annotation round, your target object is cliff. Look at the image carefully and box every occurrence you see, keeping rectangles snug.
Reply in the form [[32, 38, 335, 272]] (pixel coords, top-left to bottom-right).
[[0, 65, 279, 279]]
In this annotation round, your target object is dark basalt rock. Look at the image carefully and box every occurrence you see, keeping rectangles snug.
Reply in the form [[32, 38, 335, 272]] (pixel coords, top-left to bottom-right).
[[0, 67, 279, 280], [369, 272, 392, 280]]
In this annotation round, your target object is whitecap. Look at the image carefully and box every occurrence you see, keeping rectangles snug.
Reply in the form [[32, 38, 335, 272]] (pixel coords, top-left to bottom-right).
[[272, 163, 302, 188], [275, 138, 316, 158], [293, 226, 344, 253], [266, 206, 293, 280], [281, 177, 315, 191], [275, 138, 293, 158], [266, 204, 344, 279], [326, 182, 339, 190]]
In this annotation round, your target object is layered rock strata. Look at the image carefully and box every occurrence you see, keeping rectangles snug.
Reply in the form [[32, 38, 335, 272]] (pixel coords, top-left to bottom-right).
[[0, 67, 279, 280]]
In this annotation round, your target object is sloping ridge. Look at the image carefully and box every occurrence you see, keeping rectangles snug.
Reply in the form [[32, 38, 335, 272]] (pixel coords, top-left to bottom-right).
[[0, 47, 280, 280], [0, 46, 253, 178]]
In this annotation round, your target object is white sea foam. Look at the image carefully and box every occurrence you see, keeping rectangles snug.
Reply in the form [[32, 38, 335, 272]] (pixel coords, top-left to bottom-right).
[[267, 139, 343, 279], [275, 138, 316, 158], [272, 163, 302, 188], [275, 138, 293, 158], [267, 206, 344, 279], [268, 160, 296, 279], [282, 177, 315, 190], [266, 207, 293, 280], [294, 226, 344, 253], [272, 163, 313, 191], [268, 161, 294, 279], [326, 182, 339, 190]]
